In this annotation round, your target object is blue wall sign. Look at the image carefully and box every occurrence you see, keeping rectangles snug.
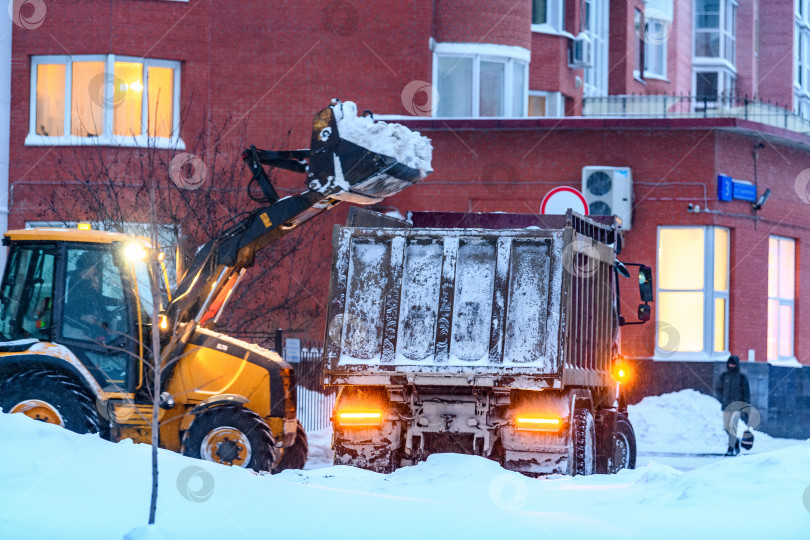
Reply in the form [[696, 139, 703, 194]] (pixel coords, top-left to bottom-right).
[[717, 174, 757, 202], [718, 174, 732, 201], [732, 181, 757, 202]]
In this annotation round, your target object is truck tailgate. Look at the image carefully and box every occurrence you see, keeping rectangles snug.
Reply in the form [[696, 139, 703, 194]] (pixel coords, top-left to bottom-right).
[[324, 227, 566, 382]]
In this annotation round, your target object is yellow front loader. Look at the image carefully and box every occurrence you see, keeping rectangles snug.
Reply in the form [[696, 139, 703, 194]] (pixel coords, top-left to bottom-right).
[[0, 100, 430, 471]]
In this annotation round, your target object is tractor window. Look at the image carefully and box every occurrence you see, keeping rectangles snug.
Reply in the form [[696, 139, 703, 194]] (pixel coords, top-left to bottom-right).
[[62, 248, 130, 345], [0, 244, 56, 341]]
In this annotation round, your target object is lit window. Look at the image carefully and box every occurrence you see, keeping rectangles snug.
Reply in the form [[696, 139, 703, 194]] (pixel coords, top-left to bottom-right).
[[434, 44, 528, 118], [35, 63, 65, 137], [767, 237, 795, 362], [657, 226, 729, 358], [532, 0, 565, 33], [27, 55, 182, 148]]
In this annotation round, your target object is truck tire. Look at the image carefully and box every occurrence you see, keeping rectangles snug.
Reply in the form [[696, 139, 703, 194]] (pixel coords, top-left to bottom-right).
[[182, 406, 277, 472], [609, 413, 636, 473], [572, 408, 595, 476], [272, 420, 308, 473], [0, 368, 100, 434]]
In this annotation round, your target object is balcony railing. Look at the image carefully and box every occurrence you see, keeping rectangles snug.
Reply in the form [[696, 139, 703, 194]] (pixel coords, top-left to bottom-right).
[[582, 94, 810, 135]]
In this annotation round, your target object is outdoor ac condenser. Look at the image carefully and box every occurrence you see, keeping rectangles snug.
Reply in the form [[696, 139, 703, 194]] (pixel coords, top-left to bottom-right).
[[581, 166, 633, 230]]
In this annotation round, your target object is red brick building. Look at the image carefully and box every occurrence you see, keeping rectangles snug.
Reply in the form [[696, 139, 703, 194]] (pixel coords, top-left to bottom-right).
[[3, 0, 810, 367]]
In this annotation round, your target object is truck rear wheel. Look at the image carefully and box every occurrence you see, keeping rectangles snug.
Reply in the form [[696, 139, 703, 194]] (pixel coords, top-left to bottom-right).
[[572, 408, 595, 476], [609, 413, 636, 472], [272, 420, 308, 473], [182, 406, 277, 472], [0, 368, 100, 434]]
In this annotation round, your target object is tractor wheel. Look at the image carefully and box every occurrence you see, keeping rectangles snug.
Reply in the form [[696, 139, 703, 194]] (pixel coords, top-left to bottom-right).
[[0, 369, 100, 434], [609, 413, 637, 473], [182, 406, 277, 472], [272, 420, 309, 473], [572, 407, 596, 476]]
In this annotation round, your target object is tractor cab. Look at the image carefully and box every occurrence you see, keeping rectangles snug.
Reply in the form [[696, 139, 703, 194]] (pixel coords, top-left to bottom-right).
[[0, 228, 166, 394]]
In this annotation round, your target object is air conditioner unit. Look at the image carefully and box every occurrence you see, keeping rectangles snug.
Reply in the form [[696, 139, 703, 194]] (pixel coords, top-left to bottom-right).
[[570, 32, 593, 68], [581, 166, 633, 230]]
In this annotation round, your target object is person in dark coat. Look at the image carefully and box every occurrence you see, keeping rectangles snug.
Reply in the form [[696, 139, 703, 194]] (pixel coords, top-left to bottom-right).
[[715, 355, 750, 456]]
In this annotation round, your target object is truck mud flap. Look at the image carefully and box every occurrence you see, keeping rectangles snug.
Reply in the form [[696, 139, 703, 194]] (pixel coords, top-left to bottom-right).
[[333, 422, 402, 473], [500, 426, 571, 475]]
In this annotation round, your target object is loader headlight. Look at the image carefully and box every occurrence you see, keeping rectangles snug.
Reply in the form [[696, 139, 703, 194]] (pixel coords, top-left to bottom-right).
[[336, 410, 383, 427], [124, 243, 147, 261]]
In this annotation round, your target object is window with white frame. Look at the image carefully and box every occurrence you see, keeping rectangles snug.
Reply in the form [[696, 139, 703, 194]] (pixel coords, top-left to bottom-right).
[[644, 15, 669, 78], [528, 91, 564, 117], [532, 0, 565, 33], [694, 0, 736, 62], [27, 55, 182, 148], [796, 0, 810, 119], [767, 236, 795, 362], [694, 69, 736, 107], [656, 227, 729, 359], [583, 0, 609, 97], [434, 44, 529, 117], [693, 0, 737, 105]]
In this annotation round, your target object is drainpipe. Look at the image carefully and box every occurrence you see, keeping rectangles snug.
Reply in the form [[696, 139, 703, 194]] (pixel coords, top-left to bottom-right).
[[0, 13, 11, 273]]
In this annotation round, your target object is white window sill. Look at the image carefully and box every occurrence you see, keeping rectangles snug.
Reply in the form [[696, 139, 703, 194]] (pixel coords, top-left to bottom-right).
[[25, 133, 186, 150], [692, 58, 738, 73], [642, 73, 669, 82], [531, 24, 574, 39], [653, 351, 731, 362]]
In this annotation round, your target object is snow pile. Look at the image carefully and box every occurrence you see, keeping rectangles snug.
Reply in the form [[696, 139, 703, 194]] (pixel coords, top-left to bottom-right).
[[303, 427, 334, 469], [628, 389, 787, 454], [1, 411, 810, 539], [333, 101, 432, 174]]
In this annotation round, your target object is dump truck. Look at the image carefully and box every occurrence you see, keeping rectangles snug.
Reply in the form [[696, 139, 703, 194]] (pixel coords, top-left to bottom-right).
[[0, 100, 431, 472], [325, 210, 653, 475]]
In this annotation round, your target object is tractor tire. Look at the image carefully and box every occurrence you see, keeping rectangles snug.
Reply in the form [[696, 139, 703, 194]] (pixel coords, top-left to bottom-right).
[[272, 420, 308, 473], [572, 407, 596, 476], [609, 413, 637, 473], [182, 406, 277, 472], [0, 368, 100, 434]]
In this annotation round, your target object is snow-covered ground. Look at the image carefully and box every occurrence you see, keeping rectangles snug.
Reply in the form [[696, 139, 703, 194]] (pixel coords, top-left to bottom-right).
[[1, 390, 808, 539]]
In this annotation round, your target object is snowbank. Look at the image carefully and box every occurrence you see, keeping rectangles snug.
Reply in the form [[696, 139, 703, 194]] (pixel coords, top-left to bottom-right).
[[1, 411, 809, 540], [333, 100, 432, 174], [628, 389, 793, 454]]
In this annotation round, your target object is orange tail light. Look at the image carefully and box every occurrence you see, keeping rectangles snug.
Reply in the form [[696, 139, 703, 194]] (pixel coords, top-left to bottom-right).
[[336, 411, 383, 427], [515, 416, 563, 432]]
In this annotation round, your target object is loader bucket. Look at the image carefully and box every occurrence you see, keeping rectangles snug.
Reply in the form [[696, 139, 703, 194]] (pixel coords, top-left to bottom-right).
[[306, 101, 431, 204]]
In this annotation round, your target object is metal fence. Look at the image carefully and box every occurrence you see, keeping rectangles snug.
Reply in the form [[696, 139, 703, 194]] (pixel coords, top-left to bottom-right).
[[582, 94, 810, 135], [289, 345, 336, 433]]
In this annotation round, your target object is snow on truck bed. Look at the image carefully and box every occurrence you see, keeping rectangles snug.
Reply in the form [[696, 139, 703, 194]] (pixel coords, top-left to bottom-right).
[[2, 391, 809, 540]]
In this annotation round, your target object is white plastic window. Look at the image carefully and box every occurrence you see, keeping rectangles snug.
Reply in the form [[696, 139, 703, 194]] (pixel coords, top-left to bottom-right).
[[656, 226, 729, 359], [767, 237, 796, 362], [434, 44, 529, 117]]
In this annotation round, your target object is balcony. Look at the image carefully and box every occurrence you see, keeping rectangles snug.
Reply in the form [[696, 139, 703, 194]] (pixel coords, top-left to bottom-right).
[[582, 94, 810, 136]]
